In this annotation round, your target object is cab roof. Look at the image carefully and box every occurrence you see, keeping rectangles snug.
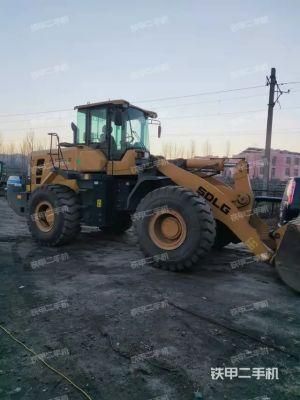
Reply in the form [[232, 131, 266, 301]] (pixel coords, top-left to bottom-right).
[[74, 99, 157, 118]]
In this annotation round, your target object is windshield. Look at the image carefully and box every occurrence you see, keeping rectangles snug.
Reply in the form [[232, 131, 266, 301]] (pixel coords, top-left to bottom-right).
[[111, 107, 149, 159], [75, 106, 150, 159]]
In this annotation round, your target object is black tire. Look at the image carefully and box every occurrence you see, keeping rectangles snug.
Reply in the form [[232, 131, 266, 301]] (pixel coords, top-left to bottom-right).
[[101, 212, 132, 234], [27, 185, 81, 246], [134, 186, 216, 271]]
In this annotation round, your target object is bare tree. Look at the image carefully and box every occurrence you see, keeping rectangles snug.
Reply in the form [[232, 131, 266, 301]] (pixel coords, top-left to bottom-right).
[[162, 141, 172, 159], [202, 140, 212, 156], [7, 142, 16, 167], [163, 140, 197, 159], [162, 141, 185, 159], [225, 140, 231, 157], [0, 133, 3, 155], [35, 136, 48, 151], [18, 131, 37, 173], [187, 139, 196, 158]]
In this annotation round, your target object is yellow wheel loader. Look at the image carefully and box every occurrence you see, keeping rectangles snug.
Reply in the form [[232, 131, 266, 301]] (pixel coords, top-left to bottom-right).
[[7, 99, 300, 292]]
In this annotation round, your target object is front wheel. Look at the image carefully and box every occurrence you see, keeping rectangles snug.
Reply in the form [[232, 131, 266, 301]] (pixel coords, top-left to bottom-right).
[[27, 185, 81, 246], [134, 186, 216, 271]]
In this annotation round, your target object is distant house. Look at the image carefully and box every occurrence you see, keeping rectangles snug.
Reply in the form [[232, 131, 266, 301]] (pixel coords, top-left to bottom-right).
[[229, 147, 300, 182]]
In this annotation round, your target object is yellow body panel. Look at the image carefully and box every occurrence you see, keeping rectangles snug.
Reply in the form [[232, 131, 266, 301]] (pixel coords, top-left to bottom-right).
[[106, 150, 138, 175], [31, 146, 107, 172], [30, 146, 108, 191], [29, 145, 140, 194]]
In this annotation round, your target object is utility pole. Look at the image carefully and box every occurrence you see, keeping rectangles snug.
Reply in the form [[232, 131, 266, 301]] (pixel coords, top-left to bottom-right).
[[263, 67, 276, 194]]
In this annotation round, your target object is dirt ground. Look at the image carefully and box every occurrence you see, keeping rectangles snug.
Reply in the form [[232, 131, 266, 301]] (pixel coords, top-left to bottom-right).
[[0, 197, 299, 400]]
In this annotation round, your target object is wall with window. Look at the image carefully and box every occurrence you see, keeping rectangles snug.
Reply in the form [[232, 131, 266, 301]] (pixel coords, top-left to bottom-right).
[[232, 148, 300, 182]]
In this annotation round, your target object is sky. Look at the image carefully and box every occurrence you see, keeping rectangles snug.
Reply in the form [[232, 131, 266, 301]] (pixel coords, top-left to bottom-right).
[[1, 0, 300, 156]]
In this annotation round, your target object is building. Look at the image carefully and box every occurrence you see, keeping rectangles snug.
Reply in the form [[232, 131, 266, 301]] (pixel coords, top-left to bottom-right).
[[231, 147, 300, 182]]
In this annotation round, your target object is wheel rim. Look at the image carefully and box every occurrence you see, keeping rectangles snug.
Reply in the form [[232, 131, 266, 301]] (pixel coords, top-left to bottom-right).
[[34, 201, 55, 232], [149, 209, 187, 250]]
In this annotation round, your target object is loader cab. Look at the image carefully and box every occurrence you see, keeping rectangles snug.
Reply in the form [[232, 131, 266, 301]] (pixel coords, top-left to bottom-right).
[[73, 100, 158, 161]]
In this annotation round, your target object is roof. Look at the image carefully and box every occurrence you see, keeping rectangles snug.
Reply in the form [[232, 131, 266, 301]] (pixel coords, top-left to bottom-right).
[[277, 150, 300, 155], [242, 147, 264, 153], [74, 99, 157, 118], [238, 147, 300, 156]]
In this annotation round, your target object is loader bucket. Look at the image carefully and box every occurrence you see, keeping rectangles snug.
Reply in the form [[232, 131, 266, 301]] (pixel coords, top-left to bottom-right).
[[274, 218, 300, 293]]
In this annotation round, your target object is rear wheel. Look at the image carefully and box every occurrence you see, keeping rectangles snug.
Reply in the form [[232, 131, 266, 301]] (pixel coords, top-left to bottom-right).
[[134, 186, 216, 271], [27, 185, 81, 246]]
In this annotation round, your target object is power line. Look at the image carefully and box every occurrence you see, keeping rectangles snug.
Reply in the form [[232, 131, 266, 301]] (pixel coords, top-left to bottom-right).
[[0, 117, 71, 126], [2, 90, 300, 126], [161, 108, 266, 120], [0, 124, 69, 133], [160, 104, 300, 120], [279, 81, 300, 86], [157, 89, 300, 111], [0, 109, 266, 130], [135, 84, 267, 104], [0, 84, 268, 119], [0, 80, 299, 123], [163, 129, 300, 137], [1, 104, 300, 132], [1, 104, 300, 131], [0, 108, 73, 119], [0, 94, 267, 123], [151, 93, 267, 110]]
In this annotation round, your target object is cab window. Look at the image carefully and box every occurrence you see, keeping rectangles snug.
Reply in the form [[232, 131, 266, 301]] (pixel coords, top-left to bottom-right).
[[110, 107, 149, 160], [90, 108, 107, 143], [76, 111, 87, 144]]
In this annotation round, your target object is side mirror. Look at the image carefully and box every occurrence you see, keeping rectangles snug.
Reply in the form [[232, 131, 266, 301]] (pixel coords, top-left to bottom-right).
[[71, 122, 78, 144], [114, 109, 123, 126], [158, 125, 162, 138]]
